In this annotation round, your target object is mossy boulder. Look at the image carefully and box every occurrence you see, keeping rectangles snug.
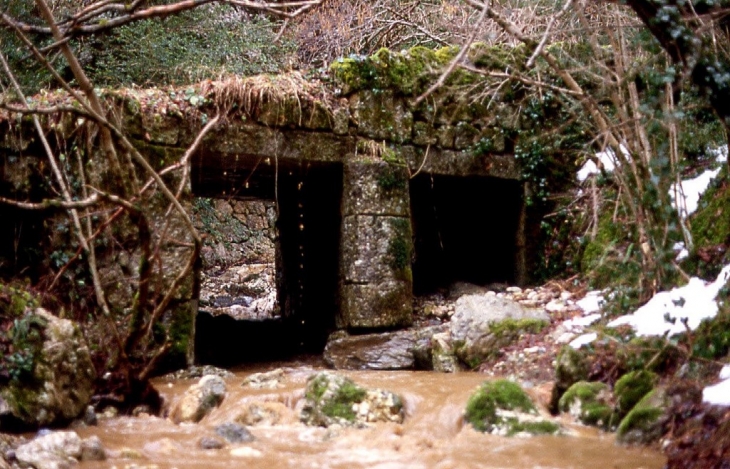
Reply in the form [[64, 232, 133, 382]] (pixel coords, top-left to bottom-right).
[[617, 387, 669, 444], [465, 379, 560, 436], [614, 370, 658, 419], [300, 372, 403, 427], [558, 381, 614, 429], [550, 345, 591, 413], [0, 309, 96, 431], [450, 295, 548, 368]]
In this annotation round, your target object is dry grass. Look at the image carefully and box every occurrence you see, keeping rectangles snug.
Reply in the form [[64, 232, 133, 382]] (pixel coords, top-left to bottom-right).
[[201, 72, 334, 124]]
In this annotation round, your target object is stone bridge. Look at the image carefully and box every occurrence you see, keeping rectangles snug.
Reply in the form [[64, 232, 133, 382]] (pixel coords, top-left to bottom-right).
[[1, 45, 548, 365]]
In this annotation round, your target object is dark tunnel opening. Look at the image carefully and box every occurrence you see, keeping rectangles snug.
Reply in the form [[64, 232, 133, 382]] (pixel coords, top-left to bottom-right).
[[409, 173, 523, 296], [192, 156, 342, 366]]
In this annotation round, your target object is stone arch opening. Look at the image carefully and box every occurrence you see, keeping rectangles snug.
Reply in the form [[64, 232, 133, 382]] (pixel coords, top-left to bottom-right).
[[409, 174, 524, 296], [191, 153, 342, 366]]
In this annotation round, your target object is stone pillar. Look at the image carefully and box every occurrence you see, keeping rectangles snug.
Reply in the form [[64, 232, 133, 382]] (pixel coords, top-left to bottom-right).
[[338, 156, 413, 330]]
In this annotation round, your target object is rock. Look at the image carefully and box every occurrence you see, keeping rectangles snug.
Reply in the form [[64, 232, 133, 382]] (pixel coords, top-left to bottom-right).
[[450, 295, 549, 367], [549, 346, 590, 413], [235, 402, 287, 426], [0, 309, 96, 430], [80, 436, 106, 461], [430, 332, 462, 373], [241, 369, 284, 389], [214, 423, 255, 443], [15, 431, 82, 469], [199, 437, 225, 450], [324, 326, 447, 370], [617, 388, 669, 444], [614, 370, 658, 420], [300, 372, 404, 427], [464, 380, 560, 436], [558, 381, 614, 429], [169, 375, 227, 424]]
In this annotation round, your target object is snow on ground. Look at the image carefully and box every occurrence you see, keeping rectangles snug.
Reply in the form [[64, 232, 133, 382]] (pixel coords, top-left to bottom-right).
[[577, 147, 620, 182], [607, 264, 730, 337], [670, 167, 722, 218], [703, 364, 730, 407]]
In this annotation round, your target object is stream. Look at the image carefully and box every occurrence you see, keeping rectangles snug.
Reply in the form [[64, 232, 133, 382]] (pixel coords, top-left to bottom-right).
[[75, 358, 666, 469]]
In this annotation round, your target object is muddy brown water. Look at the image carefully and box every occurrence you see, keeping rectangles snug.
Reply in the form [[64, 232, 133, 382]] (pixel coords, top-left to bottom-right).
[[76, 359, 665, 469]]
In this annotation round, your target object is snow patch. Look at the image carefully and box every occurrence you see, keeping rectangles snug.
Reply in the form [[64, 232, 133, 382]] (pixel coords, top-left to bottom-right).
[[703, 377, 730, 407], [576, 291, 604, 315], [608, 264, 730, 337], [670, 167, 721, 218], [569, 333, 597, 349], [577, 147, 621, 182]]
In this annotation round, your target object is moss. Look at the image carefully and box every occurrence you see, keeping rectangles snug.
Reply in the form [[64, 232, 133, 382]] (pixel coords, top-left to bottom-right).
[[613, 370, 658, 418], [550, 345, 590, 413], [387, 218, 413, 282], [616, 388, 668, 444], [558, 381, 614, 429], [330, 45, 475, 96], [304, 373, 367, 423], [468, 42, 528, 72], [377, 165, 407, 192], [321, 381, 367, 422], [488, 318, 547, 339], [509, 419, 561, 435], [0, 284, 39, 318], [465, 380, 536, 432]]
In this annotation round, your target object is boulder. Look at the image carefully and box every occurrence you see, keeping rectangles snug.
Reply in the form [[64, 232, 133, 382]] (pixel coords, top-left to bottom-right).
[[0, 309, 96, 430], [15, 431, 94, 469], [450, 294, 548, 367], [613, 370, 658, 420], [558, 381, 614, 429], [549, 345, 591, 413], [617, 387, 669, 444], [300, 372, 404, 427], [169, 375, 227, 424], [323, 325, 447, 370], [464, 379, 560, 436], [214, 423, 255, 443]]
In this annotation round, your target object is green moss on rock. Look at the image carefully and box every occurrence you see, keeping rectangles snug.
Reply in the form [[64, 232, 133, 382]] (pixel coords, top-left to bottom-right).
[[465, 379, 558, 436], [558, 381, 614, 429], [550, 345, 590, 412], [614, 370, 658, 419], [617, 388, 668, 444], [302, 372, 367, 425]]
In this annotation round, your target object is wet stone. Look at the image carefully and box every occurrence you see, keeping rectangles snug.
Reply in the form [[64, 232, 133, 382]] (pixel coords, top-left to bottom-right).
[[199, 437, 225, 450], [214, 423, 255, 444]]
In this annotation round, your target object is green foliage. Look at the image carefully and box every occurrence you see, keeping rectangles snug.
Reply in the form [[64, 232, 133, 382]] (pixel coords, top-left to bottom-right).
[[0, 311, 47, 383], [687, 303, 730, 360], [688, 165, 730, 279], [88, 6, 296, 87]]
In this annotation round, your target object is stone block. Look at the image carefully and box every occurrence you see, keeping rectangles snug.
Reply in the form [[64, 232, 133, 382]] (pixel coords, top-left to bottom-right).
[[342, 160, 410, 217], [340, 215, 412, 284], [339, 281, 412, 329]]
